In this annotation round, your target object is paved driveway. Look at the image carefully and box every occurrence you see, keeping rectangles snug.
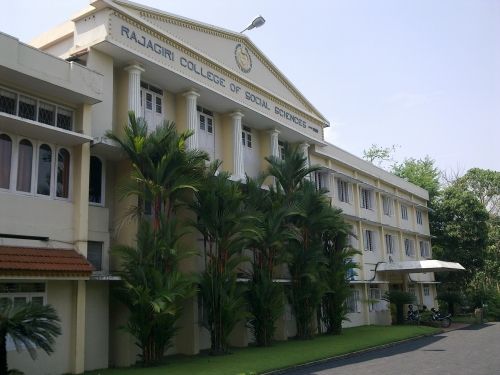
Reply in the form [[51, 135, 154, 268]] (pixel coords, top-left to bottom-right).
[[281, 323, 500, 375]]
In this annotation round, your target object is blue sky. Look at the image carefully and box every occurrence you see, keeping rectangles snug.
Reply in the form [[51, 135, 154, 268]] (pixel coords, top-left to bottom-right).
[[1, 0, 498, 175]]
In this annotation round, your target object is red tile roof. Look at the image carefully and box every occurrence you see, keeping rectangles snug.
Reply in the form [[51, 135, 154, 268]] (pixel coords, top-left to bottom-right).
[[0, 246, 94, 278]]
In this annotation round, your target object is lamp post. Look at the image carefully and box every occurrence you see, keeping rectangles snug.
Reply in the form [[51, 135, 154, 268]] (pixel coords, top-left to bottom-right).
[[241, 15, 266, 33]]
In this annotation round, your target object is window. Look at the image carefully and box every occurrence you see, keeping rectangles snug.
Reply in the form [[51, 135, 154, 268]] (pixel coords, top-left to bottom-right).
[[0, 88, 17, 115], [385, 234, 394, 255], [346, 289, 360, 313], [0, 86, 74, 130], [4, 136, 71, 198], [278, 141, 285, 160], [87, 241, 103, 271], [404, 238, 415, 257], [38, 102, 55, 126], [401, 204, 408, 220], [337, 179, 350, 203], [37, 144, 52, 196], [197, 107, 215, 158], [56, 148, 70, 198], [423, 285, 430, 296], [346, 257, 356, 280], [363, 229, 376, 252], [89, 156, 103, 204], [145, 92, 153, 110], [57, 108, 73, 130], [199, 114, 214, 134], [0, 134, 12, 189], [140, 82, 163, 128], [155, 96, 162, 114], [18, 95, 36, 120], [314, 172, 328, 191], [242, 126, 252, 148], [416, 209, 423, 225], [360, 188, 373, 210], [16, 139, 33, 192], [407, 284, 417, 299], [369, 287, 383, 312], [382, 196, 393, 216], [419, 240, 430, 258], [0, 283, 46, 306]]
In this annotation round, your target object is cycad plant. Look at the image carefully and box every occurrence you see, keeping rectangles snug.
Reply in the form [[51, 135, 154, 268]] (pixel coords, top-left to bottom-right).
[[0, 300, 61, 375], [382, 290, 416, 324], [190, 162, 255, 354]]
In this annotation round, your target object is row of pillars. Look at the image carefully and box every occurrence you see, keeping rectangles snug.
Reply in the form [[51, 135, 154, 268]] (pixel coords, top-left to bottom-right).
[[124, 63, 311, 180]]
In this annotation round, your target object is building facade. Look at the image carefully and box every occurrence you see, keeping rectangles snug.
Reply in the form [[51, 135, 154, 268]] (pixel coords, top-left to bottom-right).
[[0, 0, 459, 373]]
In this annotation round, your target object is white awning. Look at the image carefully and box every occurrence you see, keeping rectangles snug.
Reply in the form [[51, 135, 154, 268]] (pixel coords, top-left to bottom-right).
[[378, 260, 465, 273]]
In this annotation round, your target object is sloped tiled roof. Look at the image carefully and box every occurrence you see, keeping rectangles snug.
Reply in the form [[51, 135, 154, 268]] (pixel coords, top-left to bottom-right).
[[0, 246, 94, 278]]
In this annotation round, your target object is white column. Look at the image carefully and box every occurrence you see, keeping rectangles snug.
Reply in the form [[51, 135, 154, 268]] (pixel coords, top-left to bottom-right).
[[124, 64, 145, 118], [230, 111, 245, 180], [183, 90, 200, 150], [299, 142, 310, 179], [268, 129, 280, 158]]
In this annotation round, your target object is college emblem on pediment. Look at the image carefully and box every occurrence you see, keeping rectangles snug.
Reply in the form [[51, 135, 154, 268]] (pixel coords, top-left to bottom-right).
[[234, 43, 252, 73]]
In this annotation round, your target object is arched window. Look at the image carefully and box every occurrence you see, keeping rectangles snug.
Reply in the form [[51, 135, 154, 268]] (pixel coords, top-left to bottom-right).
[[89, 156, 103, 204], [57, 148, 70, 198], [16, 139, 33, 192], [0, 134, 12, 189], [37, 144, 52, 195]]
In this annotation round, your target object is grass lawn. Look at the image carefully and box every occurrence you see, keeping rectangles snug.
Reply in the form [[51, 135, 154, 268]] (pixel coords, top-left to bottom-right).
[[87, 325, 439, 375], [452, 314, 476, 324]]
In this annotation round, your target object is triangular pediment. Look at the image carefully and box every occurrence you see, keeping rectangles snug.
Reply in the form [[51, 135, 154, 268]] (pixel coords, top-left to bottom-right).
[[108, 0, 328, 125]]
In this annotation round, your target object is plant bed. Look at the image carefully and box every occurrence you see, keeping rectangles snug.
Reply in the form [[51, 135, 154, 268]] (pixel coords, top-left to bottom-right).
[[85, 325, 439, 375]]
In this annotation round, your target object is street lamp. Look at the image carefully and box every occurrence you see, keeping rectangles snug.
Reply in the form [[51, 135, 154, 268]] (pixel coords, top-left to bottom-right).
[[241, 15, 266, 33]]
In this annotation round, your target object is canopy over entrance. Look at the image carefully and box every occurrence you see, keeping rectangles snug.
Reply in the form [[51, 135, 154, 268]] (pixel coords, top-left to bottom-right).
[[378, 260, 465, 274]]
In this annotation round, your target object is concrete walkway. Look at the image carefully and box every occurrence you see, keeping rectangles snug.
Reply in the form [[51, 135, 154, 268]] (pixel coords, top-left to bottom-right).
[[281, 322, 499, 375]]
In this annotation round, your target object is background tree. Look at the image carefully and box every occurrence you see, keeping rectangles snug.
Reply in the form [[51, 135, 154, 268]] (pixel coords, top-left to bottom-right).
[[432, 186, 489, 287], [362, 144, 398, 168], [392, 156, 441, 204], [0, 301, 61, 375], [455, 168, 500, 216]]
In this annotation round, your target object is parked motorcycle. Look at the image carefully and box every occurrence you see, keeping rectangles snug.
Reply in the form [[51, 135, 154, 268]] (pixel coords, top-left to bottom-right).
[[407, 304, 420, 324], [430, 307, 452, 328]]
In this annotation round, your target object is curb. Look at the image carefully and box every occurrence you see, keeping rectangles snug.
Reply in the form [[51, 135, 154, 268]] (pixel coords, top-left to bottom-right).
[[261, 329, 444, 375]]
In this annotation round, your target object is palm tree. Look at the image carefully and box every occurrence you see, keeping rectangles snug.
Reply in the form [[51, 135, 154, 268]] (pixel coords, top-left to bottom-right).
[[107, 112, 208, 227], [0, 300, 61, 375], [243, 176, 300, 346], [320, 220, 359, 335], [113, 218, 194, 365], [286, 181, 331, 339], [265, 143, 320, 200], [190, 162, 256, 354], [109, 114, 204, 364], [266, 144, 350, 339]]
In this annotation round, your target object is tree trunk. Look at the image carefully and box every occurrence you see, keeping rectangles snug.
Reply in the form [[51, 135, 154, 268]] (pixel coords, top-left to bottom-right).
[[0, 330, 8, 375]]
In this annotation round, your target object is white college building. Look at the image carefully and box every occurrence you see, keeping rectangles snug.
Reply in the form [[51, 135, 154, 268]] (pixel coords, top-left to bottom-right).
[[0, 0, 462, 373]]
